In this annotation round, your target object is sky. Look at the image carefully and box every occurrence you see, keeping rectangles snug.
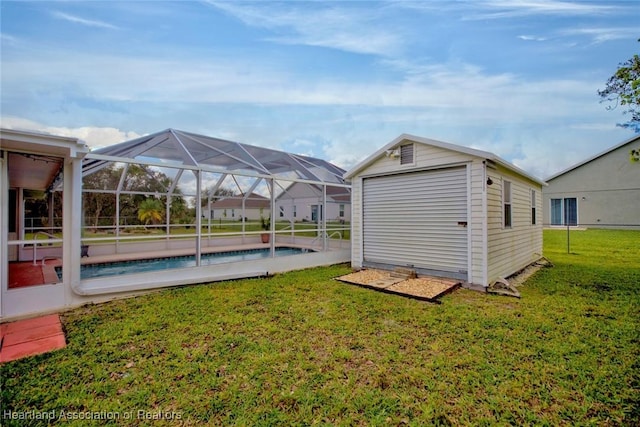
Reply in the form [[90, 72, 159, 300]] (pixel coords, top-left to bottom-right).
[[1, 0, 638, 180]]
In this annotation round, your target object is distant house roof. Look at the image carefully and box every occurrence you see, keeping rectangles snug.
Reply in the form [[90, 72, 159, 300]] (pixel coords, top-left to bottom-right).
[[545, 134, 640, 182], [344, 133, 546, 186], [209, 193, 270, 209]]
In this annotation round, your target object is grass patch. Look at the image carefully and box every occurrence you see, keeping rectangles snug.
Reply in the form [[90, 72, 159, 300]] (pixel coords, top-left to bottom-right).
[[2, 229, 638, 425]]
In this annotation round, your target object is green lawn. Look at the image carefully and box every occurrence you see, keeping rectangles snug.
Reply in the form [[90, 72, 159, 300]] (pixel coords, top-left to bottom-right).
[[2, 229, 638, 425]]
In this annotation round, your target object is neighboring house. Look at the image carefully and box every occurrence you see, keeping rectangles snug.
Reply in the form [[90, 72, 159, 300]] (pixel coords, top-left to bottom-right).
[[345, 134, 545, 289], [275, 182, 351, 223], [543, 134, 640, 229], [207, 193, 270, 221]]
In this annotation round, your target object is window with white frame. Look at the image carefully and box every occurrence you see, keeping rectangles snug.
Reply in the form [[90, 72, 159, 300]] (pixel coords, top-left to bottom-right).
[[531, 189, 536, 225], [339, 204, 345, 217], [279, 206, 284, 218], [550, 198, 577, 226], [293, 205, 297, 218], [503, 180, 512, 228]]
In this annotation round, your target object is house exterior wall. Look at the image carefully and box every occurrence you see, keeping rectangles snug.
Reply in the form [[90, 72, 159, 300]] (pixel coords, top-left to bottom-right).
[[486, 165, 543, 284], [543, 141, 640, 228], [209, 207, 266, 221], [275, 182, 351, 223], [276, 197, 350, 222], [1, 130, 89, 321]]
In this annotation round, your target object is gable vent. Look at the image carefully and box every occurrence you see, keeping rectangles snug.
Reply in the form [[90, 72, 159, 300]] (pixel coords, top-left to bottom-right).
[[400, 144, 414, 165]]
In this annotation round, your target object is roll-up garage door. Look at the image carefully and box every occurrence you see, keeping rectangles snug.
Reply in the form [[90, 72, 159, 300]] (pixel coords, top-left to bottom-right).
[[363, 166, 468, 278]]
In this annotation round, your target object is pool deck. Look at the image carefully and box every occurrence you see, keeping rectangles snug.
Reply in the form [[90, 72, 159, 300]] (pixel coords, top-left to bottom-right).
[[80, 242, 311, 265], [8, 259, 61, 289], [9, 242, 320, 289]]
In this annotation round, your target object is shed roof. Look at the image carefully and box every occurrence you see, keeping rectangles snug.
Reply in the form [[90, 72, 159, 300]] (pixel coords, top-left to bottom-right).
[[344, 133, 546, 186], [83, 128, 346, 184], [545, 134, 640, 182]]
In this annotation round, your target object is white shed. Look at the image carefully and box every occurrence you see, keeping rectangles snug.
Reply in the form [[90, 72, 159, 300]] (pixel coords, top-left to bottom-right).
[[344, 134, 546, 289]]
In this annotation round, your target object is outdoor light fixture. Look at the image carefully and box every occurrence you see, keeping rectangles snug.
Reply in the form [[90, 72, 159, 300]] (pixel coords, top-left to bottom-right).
[[385, 149, 400, 159], [487, 177, 493, 186]]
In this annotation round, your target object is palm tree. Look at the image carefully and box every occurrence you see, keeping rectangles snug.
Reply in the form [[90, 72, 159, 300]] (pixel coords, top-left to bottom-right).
[[137, 198, 163, 228]]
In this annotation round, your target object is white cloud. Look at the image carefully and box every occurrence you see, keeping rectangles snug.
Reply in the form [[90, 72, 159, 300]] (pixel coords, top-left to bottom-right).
[[518, 35, 548, 41], [1, 33, 21, 44], [51, 11, 120, 30], [1, 48, 600, 120], [0, 116, 141, 149], [2, 1, 633, 183], [560, 27, 639, 44], [463, 0, 617, 20], [1, 52, 287, 104], [204, 1, 401, 56], [3, 37, 625, 180]]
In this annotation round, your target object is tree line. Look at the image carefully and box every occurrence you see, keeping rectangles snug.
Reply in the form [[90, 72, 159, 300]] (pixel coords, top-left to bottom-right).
[[82, 164, 232, 230]]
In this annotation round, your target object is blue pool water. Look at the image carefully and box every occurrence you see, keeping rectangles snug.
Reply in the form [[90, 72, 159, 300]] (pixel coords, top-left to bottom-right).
[[56, 247, 309, 280]]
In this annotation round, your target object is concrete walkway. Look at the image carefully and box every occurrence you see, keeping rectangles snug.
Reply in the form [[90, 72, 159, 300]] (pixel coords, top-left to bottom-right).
[[0, 314, 66, 363]]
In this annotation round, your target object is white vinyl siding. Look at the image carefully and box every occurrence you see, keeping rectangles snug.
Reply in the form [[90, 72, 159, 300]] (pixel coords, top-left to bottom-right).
[[362, 167, 468, 278], [487, 167, 543, 284], [349, 138, 542, 287], [350, 143, 476, 270]]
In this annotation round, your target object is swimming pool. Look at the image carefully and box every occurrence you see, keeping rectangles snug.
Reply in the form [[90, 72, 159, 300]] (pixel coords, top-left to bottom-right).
[[57, 247, 310, 280]]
